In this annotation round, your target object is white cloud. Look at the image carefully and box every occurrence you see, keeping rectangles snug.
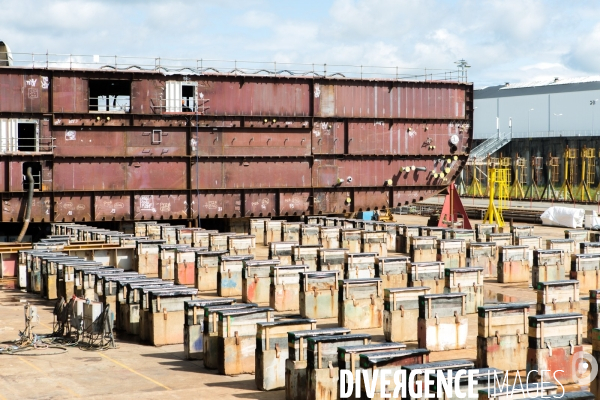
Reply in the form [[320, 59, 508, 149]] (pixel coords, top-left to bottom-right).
[[0, 0, 599, 86]]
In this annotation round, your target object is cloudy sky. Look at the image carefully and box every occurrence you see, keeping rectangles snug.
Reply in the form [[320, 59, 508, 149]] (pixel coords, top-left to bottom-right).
[[1, 0, 599, 87]]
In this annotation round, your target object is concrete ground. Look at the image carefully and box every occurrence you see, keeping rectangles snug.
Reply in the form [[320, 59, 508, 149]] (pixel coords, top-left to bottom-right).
[[0, 214, 593, 399], [424, 193, 600, 212]]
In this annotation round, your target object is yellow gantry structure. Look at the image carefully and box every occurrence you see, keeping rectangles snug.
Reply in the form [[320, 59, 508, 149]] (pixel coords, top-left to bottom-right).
[[559, 147, 577, 201], [484, 158, 510, 228], [509, 156, 526, 199], [575, 146, 595, 202]]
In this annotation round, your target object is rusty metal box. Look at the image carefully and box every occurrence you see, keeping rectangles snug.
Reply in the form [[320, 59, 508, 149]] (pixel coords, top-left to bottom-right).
[[528, 313, 583, 350], [209, 232, 237, 251], [120, 281, 173, 334], [418, 293, 468, 351], [593, 328, 600, 398], [306, 334, 370, 400], [565, 230, 589, 253], [395, 223, 410, 253], [183, 298, 235, 360], [255, 318, 317, 391], [249, 218, 270, 244], [410, 236, 437, 262], [300, 224, 321, 246], [193, 230, 218, 248], [476, 335, 528, 372], [476, 303, 531, 371], [498, 245, 530, 283], [304, 216, 321, 225], [516, 235, 543, 266], [194, 250, 228, 292], [319, 226, 341, 249], [160, 225, 185, 245], [269, 241, 298, 265], [375, 256, 409, 289], [173, 247, 196, 286], [379, 223, 397, 249], [147, 287, 198, 346], [478, 382, 558, 399], [363, 221, 376, 231], [580, 241, 600, 254], [526, 343, 584, 386], [299, 271, 339, 319], [227, 235, 255, 256], [135, 240, 166, 276], [282, 222, 303, 242], [317, 248, 348, 272], [337, 342, 406, 375], [176, 227, 201, 246], [444, 267, 484, 314], [511, 224, 534, 240], [475, 223, 497, 242], [546, 238, 575, 269], [343, 252, 377, 279], [438, 239, 467, 269], [357, 348, 430, 380], [536, 280, 580, 315], [399, 225, 418, 253], [242, 259, 280, 304], [338, 278, 383, 329], [216, 307, 274, 375], [383, 286, 430, 342], [570, 254, 600, 293], [264, 220, 283, 246], [408, 261, 445, 294], [447, 229, 476, 243], [292, 245, 322, 271], [340, 229, 362, 253], [217, 254, 254, 297], [588, 290, 600, 342], [478, 303, 531, 338], [270, 264, 309, 311], [469, 242, 498, 277], [97, 273, 144, 323], [202, 303, 258, 370], [144, 223, 164, 240], [486, 233, 512, 247], [425, 227, 447, 241], [361, 231, 388, 256], [288, 327, 349, 362], [401, 359, 475, 400], [532, 249, 565, 287]]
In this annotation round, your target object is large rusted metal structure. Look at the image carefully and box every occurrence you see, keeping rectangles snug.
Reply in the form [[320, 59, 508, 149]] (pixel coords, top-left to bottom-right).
[[0, 53, 473, 224]]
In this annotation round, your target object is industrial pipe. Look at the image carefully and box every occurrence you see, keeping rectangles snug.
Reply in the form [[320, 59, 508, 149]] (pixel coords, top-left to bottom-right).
[[16, 167, 34, 243]]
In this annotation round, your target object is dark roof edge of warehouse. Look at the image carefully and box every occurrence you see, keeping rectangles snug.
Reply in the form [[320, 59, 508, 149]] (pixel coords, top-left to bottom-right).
[[476, 79, 600, 99]]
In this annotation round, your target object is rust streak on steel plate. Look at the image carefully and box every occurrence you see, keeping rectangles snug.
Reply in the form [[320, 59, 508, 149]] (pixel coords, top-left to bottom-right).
[[0, 64, 472, 222], [95, 195, 131, 221]]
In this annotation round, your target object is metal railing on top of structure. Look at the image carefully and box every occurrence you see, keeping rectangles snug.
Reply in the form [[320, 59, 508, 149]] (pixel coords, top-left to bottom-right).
[[0, 51, 469, 82]]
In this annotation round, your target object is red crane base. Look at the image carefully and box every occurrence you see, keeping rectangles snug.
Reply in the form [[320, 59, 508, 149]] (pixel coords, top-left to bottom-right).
[[438, 183, 472, 229]]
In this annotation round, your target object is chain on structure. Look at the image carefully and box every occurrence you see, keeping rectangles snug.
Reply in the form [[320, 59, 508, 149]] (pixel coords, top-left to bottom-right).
[[484, 158, 510, 227], [526, 156, 543, 200], [576, 146, 595, 202], [510, 155, 527, 199], [559, 147, 577, 201]]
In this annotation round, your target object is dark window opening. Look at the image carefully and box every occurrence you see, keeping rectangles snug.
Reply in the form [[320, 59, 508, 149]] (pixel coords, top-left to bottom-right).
[[18, 123, 36, 152], [182, 85, 196, 112], [22, 162, 41, 190], [89, 80, 131, 112]]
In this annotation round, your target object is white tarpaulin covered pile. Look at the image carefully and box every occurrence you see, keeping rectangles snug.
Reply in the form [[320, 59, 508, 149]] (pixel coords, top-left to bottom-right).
[[540, 206, 585, 228]]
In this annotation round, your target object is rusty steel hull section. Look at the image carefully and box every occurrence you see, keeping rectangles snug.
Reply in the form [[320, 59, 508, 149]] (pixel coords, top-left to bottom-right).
[[0, 67, 472, 222]]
